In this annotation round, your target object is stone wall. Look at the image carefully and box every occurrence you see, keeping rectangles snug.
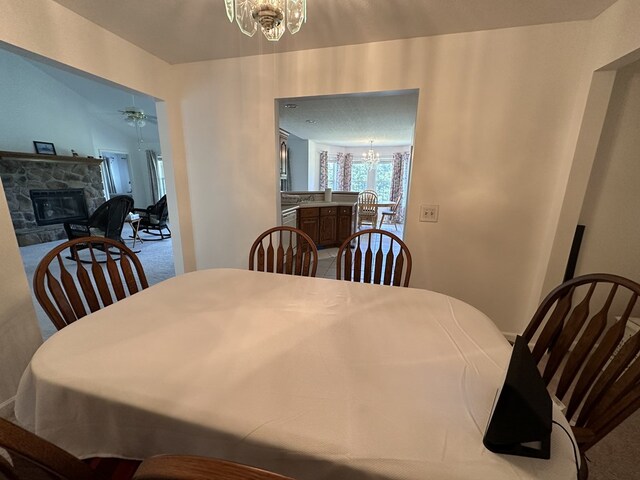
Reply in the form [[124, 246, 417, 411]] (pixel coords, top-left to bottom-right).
[[0, 159, 105, 246]]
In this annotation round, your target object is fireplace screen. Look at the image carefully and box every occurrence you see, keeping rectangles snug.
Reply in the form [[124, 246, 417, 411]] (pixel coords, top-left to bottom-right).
[[30, 189, 89, 226]]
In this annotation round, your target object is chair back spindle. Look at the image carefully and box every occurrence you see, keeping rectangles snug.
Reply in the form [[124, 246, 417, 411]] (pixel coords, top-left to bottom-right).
[[522, 273, 640, 452], [336, 229, 411, 287], [34, 236, 149, 331], [249, 226, 318, 277]]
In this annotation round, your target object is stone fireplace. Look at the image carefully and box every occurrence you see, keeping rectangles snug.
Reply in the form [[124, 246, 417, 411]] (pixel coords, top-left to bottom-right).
[[0, 158, 105, 246]]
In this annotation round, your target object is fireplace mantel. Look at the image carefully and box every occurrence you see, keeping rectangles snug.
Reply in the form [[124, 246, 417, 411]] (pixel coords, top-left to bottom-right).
[[0, 150, 102, 166]]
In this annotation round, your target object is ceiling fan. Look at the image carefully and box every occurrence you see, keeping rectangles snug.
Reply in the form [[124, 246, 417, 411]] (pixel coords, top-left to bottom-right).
[[119, 106, 157, 127]]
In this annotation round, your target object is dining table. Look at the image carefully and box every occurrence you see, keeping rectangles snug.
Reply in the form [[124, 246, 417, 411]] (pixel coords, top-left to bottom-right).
[[15, 268, 578, 480]]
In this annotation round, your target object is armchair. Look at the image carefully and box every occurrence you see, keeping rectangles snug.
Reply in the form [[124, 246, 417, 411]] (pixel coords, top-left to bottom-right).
[[64, 195, 134, 244], [133, 195, 171, 240]]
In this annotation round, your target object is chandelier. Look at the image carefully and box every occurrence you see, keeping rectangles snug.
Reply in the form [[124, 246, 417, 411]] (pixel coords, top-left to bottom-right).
[[362, 140, 380, 170], [224, 0, 307, 41]]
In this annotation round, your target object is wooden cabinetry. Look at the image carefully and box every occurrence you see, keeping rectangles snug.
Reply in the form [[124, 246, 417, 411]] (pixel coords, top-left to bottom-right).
[[337, 206, 354, 243], [319, 207, 337, 246], [298, 207, 319, 244], [297, 204, 355, 247]]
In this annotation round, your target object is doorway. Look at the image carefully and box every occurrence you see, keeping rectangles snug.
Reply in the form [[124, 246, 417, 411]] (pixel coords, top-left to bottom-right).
[[276, 89, 419, 241], [100, 150, 133, 197], [0, 45, 177, 340]]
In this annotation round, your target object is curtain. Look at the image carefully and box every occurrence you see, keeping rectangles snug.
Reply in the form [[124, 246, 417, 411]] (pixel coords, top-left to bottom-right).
[[146, 149, 159, 204], [319, 150, 328, 189], [333, 153, 353, 191], [335, 153, 345, 191], [342, 154, 353, 191], [392, 151, 411, 222]]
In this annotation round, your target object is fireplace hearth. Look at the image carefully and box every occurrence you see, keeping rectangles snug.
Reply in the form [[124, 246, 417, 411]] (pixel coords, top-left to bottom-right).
[[30, 189, 88, 226]]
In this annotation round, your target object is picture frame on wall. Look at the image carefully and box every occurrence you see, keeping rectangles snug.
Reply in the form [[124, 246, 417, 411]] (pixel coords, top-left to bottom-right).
[[33, 141, 56, 155]]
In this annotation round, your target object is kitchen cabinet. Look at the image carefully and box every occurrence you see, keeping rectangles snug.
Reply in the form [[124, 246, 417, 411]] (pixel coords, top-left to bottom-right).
[[298, 207, 319, 244], [337, 206, 354, 243], [297, 204, 355, 247], [319, 207, 337, 246]]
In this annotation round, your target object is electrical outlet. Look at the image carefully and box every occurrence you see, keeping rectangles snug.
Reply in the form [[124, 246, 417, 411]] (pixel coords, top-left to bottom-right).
[[420, 205, 439, 222]]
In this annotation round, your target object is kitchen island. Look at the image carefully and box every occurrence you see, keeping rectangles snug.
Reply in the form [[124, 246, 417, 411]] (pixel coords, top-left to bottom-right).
[[281, 191, 358, 248], [296, 201, 356, 247]]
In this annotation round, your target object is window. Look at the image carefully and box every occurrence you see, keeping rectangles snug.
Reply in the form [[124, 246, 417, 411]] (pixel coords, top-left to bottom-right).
[[157, 155, 167, 198], [375, 161, 393, 201], [351, 162, 368, 192], [327, 160, 338, 191], [322, 152, 408, 199]]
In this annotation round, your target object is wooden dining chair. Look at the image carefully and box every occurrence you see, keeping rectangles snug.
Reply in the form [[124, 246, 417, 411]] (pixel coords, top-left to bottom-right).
[[249, 226, 318, 277], [522, 273, 640, 466], [0, 417, 295, 480], [33, 236, 149, 331], [378, 194, 402, 230], [336, 229, 412, 287], [356, 190, 378, 229]]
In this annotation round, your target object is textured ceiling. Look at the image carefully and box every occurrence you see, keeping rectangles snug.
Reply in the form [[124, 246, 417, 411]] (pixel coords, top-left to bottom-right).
[[279, 91, 419, 147], [51, 0, 617, 64]]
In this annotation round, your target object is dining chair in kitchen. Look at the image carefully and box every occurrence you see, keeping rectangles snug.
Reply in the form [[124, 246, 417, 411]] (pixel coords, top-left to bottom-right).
[[33, 236, 149, 331], [336, 229, 412, 287], [356, 190, 378, 229], [522, 273, 640, 479], [378, 193, 402, 230], [249, 226, 318, 277], [0, 417, 296, 480]]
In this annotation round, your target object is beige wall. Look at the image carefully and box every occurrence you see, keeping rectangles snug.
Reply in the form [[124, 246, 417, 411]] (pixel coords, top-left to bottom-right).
[[174, 22, 592, 333], [575, 67, 640, 315], [540, 0, 640, 297], [0, 186, 41, 413]]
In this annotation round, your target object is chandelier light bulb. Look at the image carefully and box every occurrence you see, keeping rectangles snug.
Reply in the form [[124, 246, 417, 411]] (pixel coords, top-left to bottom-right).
[[226, 0, 306, 41], [363, 140, 380, 170]]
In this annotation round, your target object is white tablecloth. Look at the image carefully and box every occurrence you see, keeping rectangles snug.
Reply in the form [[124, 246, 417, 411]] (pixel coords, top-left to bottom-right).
[[16, 269, 577, 479]]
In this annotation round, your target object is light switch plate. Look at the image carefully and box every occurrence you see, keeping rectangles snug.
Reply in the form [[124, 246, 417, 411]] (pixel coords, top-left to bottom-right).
[[420, 205, 439, 222]]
